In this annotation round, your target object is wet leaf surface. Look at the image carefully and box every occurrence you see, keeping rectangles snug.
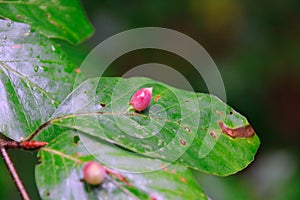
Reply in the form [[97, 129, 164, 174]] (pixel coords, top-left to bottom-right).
[[0, 0, 93, 44], [51, 77, 260, 176], [0, 19, 84, 141], [36, 130, 207, 200], [0, 17, 260, 199]]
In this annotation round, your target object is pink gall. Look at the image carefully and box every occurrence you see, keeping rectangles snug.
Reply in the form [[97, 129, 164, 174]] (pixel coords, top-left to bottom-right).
[[83, 161, 105, 185], [129, 87, 153, 112]]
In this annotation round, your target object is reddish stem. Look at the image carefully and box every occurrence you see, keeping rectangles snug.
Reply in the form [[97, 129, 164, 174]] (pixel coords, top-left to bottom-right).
[[0, 144, 30, 200]]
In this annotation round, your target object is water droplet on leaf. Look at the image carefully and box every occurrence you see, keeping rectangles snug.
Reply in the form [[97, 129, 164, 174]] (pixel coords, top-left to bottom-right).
[[34, 66, 39, 72], [51, 45, 56, 52]]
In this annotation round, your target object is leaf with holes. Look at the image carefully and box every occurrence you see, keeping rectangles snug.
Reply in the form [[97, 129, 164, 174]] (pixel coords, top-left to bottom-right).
[[0, 0, 93, 44], [0, 19, 85, 141], [47, 76, 260, 176], [36, 130, 207, 200]]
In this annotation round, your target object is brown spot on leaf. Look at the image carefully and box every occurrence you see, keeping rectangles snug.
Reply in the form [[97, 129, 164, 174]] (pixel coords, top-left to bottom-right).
[[161, 165, 167, 171], [184, 127, 190, 132], [154, 94, 161, 102], [75, 68, 80, 74], [16, 15, 24, 20], [106, 168, 132, 187], [179, 177, 187, 183], [216, 110, 226, 117], [180, 139, 187, 146], [218, 122, 255, 138], [210, 131, 217, 139]]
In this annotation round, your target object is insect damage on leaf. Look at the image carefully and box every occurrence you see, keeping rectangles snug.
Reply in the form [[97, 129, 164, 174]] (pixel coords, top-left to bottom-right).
[[218, 122, 255, 138]]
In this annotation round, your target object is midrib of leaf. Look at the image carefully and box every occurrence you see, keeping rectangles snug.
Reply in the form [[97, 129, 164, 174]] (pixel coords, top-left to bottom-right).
[[0, 60, 59, 106], [27, 110, 202, 142]]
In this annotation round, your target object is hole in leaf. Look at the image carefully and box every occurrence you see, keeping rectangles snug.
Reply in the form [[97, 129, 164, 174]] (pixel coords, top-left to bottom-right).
[[73, 135, 80, 144]]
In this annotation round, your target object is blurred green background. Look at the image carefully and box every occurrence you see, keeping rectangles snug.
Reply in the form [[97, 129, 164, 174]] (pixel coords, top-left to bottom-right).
[[1, 0, 299, 199]]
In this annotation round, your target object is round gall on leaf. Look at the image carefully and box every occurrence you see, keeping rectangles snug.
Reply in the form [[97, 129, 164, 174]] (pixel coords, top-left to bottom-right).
[[130, 87, 153, 112], [83, 161, 105, 185]]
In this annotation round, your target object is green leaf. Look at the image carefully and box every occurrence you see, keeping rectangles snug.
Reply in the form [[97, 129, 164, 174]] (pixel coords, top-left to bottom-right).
[[50, 77, 260, 176], [36, 130, 207, 200], [0, 0, 93, 44], [0, 19, 84, 141]]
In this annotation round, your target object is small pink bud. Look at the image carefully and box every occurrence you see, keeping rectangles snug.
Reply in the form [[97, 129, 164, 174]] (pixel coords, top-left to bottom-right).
[[130, 87, 153, 112], [83, 161, 105, 185]]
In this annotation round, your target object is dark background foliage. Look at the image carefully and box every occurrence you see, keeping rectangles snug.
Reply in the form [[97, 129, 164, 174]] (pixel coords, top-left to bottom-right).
[[1, 0, 299, 199]]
